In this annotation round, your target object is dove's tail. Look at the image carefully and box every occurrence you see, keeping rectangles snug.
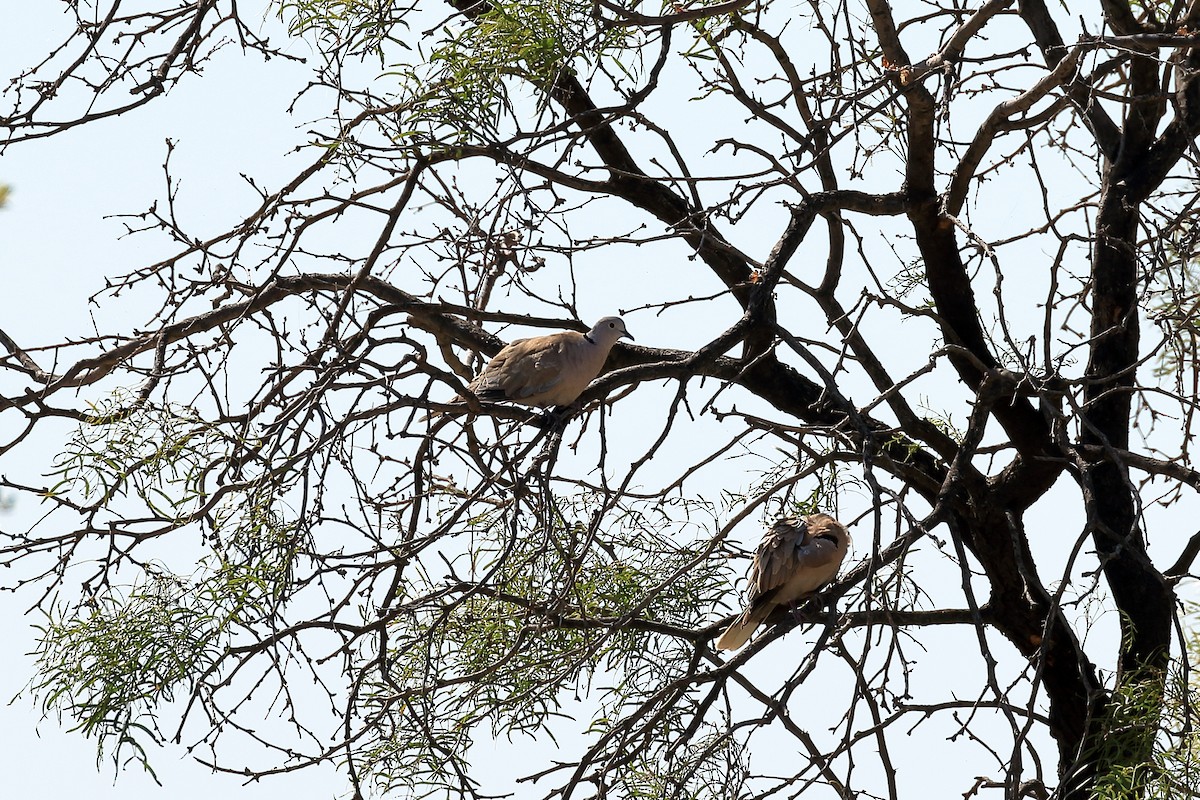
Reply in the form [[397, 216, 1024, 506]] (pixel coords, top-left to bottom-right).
[[715, 605, 771, 651]]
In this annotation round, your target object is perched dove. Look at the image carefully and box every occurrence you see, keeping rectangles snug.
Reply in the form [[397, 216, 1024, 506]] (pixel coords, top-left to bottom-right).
[[716, 513, 850, 651], [455, 316, 633, 408]]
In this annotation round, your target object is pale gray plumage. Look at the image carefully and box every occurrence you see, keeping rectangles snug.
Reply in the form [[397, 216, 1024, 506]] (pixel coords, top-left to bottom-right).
[[716, 513, 850, 651], [457, 316, 633, 408]]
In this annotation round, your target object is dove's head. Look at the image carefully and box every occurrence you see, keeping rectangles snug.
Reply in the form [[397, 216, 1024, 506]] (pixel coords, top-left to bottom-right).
[[589, 316, 634, 347], [804, 513, 851, 551]]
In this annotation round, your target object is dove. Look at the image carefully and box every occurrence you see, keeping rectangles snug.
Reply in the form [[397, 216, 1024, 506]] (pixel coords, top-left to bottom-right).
[[716, 513, 850, 651], [454, 316, 633, 408]]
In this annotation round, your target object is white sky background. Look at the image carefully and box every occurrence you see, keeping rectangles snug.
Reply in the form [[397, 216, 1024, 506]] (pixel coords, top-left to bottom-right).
[[2, 2, 1198, 799], [0, 5, 347, 798]]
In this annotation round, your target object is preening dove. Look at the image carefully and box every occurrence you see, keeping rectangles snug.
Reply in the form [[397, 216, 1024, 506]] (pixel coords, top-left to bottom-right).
[[455, 316, 633, 408], [716, 513, 850, 651]]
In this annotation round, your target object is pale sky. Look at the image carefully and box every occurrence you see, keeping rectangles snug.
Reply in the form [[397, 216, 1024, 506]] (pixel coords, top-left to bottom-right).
[[2, 3, 1194, 800], [0, 6, 348, 798]]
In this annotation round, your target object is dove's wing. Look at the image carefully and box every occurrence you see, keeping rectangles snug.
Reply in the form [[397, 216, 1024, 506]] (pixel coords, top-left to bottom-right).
[[716, 514, 850, 651], [462, 317, 632, 408]]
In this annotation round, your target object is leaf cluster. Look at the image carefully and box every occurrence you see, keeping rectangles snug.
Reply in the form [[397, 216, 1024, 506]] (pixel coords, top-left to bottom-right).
[[355, 502, 732, 796]]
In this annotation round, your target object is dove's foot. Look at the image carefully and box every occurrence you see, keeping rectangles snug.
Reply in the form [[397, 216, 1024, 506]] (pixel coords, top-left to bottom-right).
[[540, 404, 577, 429]]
